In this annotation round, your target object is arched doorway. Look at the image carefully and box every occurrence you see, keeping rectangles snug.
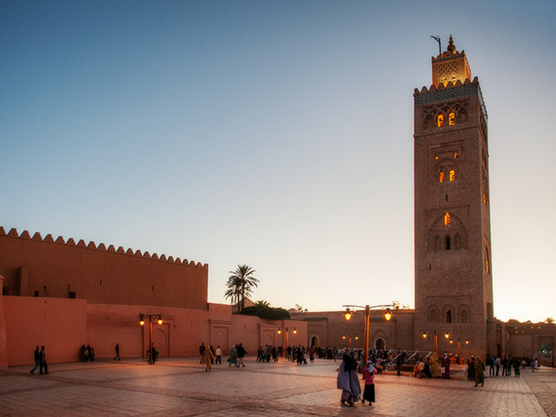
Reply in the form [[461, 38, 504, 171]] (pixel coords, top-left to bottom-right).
[[374, 337, 385, 350], [310, 336, 319, 348]]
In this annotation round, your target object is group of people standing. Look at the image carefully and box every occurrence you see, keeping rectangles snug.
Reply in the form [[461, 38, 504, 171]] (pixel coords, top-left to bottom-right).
[[30, 346, 48, 375]]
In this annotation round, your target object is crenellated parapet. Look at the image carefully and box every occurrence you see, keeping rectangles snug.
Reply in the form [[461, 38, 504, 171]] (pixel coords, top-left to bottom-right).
[[413, 76, 487, 118], [0, 226, 208, 269]]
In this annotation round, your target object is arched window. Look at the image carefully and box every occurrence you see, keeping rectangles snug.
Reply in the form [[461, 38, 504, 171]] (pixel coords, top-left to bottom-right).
[[434, 235, 441, 252], [425, 115, 434, 129], [437, 114, 444, 127], [449, 112, 456, 125], [449, 170, 455, 181], [461, 310, 468, 323], [444, 212, 450, 225], [454, 233, 462, 250], [430, 310, 437, 323], [446, 310, 452, 323], [439, 171, 445, 183], [445, 236, 451, 250]]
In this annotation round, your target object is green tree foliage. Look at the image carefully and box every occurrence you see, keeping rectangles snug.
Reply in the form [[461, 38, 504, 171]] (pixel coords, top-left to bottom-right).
[[224, 264, 259, 312], [240, 302, 290, 320]]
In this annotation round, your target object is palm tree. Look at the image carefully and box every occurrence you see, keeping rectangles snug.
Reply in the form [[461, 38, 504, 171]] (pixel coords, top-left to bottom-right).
[[545, 317, 555, 324], [224, 275, 242, 310], [225, 265, 259, 312]]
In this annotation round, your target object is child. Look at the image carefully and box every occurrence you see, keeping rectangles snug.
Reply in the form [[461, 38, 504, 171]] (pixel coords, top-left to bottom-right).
[[361, 360, 378, 406]]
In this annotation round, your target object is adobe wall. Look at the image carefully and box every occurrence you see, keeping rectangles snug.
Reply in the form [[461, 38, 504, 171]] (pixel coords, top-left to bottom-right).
[[1, 295, 307, 367], [4, 296, 88, 366], [0, 227, 208, 310]]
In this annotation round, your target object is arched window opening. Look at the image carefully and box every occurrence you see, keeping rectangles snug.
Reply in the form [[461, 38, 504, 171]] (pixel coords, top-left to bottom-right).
[[446, 310, 452, 323], [430, 310, 437, 323], [425, 115, 434, 129], [437, 114, 444, 127], [442, 77, 447, 87], [444, 212, 450, 225], [454, 234, 462, 250], [439, 171, 445, 183], [449, 170, 455, 181], [454, 152, 458, 159], [458, 110, 468, 123], [434, 235, 441, 252], [449, 112, 456, 125], [445, 236, 451, 250], [461, 310, 468, 323]]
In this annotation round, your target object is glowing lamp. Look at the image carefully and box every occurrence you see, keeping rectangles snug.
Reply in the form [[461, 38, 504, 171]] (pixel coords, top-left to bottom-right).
[[157, 316, 163, 325], [384, 308, 392, 321]]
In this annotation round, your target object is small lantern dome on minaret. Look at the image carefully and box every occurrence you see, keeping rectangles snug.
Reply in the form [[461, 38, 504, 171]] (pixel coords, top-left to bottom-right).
[[431, 35, 472, 88]]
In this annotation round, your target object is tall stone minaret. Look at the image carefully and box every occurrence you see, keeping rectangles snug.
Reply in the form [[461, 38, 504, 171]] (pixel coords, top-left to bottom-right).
[[413, 36, 494, 359]]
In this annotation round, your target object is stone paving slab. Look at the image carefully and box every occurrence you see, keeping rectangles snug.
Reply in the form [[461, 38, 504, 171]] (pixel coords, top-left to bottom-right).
[[1, 358, 555, 417]]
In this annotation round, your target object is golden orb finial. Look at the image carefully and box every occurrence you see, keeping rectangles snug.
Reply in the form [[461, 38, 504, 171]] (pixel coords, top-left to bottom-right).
[[447, 35, 456, 53]]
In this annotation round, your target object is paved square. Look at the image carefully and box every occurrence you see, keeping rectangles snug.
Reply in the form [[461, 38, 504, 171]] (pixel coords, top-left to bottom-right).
[[1, 358, 555, 416]]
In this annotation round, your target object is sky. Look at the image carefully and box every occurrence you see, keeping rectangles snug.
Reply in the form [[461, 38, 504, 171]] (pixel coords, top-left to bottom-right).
[[1, 1, 555, 323]]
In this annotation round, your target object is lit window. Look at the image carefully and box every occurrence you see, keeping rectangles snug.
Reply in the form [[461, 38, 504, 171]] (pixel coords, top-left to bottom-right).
[[444, 212, 450, 225], [449, 170, 455, 181], [484, 194, 487, 204], [449, 112, 456, 125], [442, 77, 447, 87], [435, 156, 439, 160], [439, 172, 444, 183], [454, 152, 458, 158], [437, 114, 444, 127]]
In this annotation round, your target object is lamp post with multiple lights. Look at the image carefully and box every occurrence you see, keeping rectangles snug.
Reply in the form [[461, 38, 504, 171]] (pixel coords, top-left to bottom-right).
[[343, 302, 398, 363], [277, 327, 297, 359], [139, 314, 163, 364]]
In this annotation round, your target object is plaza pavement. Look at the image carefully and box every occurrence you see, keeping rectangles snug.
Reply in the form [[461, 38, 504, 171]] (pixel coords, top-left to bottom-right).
[[1, 356, 555, 417]]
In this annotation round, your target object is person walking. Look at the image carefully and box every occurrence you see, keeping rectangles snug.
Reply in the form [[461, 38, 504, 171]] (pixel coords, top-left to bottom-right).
[[30, 346, 40, 375], [203, 345, 215, 371], [474, 356, 485, 387], [39, 346, 49, 375], [228, 345, 238, 367], [361, 360, 378, 406], [337, 354, 361, 406], [199, 343, 205, 364], [236, 343, 247, 367], [113, 343, 120, 361], [215, 346, 222, 365]]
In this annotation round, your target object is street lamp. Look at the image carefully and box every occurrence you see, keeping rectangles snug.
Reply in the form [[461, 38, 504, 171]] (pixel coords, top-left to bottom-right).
[[343, 302, 398, 362], [277, 327, 297, 360], [139, 314, 163, 364]]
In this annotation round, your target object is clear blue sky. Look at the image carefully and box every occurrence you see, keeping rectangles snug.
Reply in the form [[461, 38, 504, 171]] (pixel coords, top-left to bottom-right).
[[1, 1, 555, 323]]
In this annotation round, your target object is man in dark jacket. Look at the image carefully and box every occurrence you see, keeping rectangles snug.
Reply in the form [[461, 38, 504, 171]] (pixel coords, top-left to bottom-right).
[[236, 343, 247, 367], [30, 346, 40, 375]]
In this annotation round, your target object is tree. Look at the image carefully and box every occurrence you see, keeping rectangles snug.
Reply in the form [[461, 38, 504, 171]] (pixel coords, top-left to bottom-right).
[[295, 304, 308, 312], [255, 300, 271, 307], [225, 265, 259, 312], [224, 275, 242, 310], [545, 317, 555, 324]]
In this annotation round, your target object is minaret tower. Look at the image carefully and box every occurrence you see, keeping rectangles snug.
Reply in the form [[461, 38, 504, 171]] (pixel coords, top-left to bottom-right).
[[413, 36, 494, 358]]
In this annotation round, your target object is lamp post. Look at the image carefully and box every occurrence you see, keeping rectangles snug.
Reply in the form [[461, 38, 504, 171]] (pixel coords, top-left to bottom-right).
[[343, 302, 398, 363], [139, 314, 163, 364], [342, 335, 359, 349], [277, 327, 296, 360]]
